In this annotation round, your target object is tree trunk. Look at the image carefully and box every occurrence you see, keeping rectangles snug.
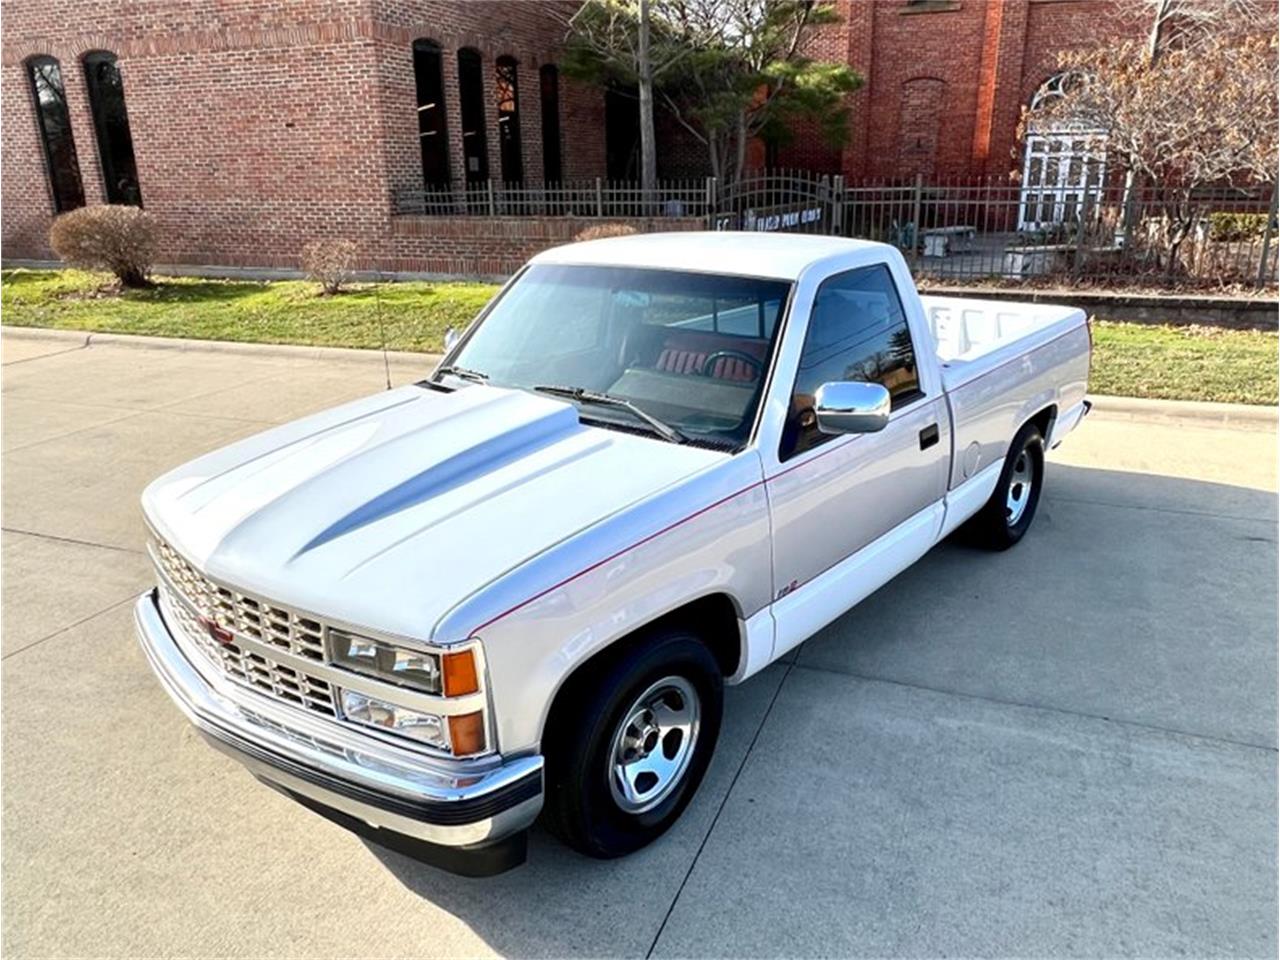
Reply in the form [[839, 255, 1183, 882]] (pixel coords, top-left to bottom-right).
[[1121, 0, 1171, 249], [732, 111, 747, 186], [637, 0, 657, 204]]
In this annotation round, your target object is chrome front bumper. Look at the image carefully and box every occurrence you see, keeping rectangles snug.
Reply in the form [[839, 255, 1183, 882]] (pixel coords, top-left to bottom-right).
[[135, 590, 543, 874]]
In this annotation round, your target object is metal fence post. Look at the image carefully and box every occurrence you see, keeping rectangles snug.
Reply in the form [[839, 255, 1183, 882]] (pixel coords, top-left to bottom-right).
[[1073, 206, 1089, 277], [486, 179, 496, 217], [1258, 183, 1278, 288], [909, 173, 923, 266], [595, 178, 604, 218], [831, 175, 845, 236], [704, 177, 717, 227]]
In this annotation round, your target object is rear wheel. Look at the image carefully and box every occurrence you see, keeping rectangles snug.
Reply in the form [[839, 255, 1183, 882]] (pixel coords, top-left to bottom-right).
[[542, 629, 723, 858], [965, 422, 1045, 550]]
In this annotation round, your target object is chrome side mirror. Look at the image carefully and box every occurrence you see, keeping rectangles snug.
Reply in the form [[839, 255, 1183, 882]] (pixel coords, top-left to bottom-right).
[[814, 381, 891, 435], [443, 326, 461, 352]]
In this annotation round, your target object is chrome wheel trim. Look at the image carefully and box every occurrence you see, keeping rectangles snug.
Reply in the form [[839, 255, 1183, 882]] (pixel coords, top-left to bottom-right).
[[608, 676, 701, 815], [1006, 447, 1035, 526]]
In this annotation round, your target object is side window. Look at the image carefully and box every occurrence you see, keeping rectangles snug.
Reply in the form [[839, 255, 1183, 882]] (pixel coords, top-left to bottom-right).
[[26, 56, 85, 213], [780, 264, 921, 461], [83, 51, 142, 206]]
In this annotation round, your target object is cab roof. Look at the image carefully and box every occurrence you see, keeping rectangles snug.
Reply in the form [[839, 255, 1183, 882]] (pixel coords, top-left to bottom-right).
[[530, 231, 890, 282]]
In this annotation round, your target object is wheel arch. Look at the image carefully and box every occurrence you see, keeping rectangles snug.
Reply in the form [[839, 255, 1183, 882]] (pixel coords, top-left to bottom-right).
[[537, 591, 744, 750], [1028, 403, 1057, 443]]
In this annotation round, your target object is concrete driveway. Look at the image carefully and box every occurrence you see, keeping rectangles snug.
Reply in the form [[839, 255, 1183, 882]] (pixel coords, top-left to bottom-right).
[[2, 329, 1276, 958]]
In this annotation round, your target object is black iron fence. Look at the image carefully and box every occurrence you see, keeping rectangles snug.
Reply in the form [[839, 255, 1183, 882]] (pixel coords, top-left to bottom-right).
[[393, 171, 1278, 290], [392, 178, 714, 219]]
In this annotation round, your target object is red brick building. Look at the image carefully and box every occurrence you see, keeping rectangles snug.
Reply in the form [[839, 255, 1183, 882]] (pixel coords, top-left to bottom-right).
[[2, 0, 1142, 276]]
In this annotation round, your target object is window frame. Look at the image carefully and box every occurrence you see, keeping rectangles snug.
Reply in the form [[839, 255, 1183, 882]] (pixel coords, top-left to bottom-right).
[[82, 49, 143, 207], [494, 55, 524, 186], [777, 263, 925, 463], [25, 55, 86, 214], [539, 64, 563, 184], [456, 47, 489, 185], [412, 38, 451, 192]]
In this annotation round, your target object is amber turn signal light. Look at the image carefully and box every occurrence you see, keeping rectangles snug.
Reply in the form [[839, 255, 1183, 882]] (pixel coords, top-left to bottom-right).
[[448, 711, 486, 755], [442, 649, 480, 696]]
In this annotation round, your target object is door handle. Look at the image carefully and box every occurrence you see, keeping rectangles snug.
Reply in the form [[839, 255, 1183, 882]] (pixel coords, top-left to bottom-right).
[[919, 423, 940, 450]]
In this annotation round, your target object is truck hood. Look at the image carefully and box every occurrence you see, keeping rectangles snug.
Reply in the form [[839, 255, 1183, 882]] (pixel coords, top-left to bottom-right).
[[143, 383, 724, 641]]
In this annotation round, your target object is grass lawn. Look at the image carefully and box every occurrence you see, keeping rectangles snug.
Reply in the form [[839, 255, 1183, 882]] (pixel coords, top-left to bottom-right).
[[0, 268, 498, 354], [1089, 320, 1277, 406], [2, 268, 1275, 405]]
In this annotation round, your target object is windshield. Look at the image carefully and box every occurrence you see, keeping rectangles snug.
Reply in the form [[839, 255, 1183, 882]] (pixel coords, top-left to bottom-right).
[[445, 264, 791, 448]]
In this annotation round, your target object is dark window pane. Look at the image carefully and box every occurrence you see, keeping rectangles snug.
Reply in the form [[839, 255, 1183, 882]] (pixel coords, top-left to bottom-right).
[[27, 56, 85, 213], [495, 56, 523, 185], [782, 264, 920, 460], [457, 48, 489, 186], [83, 51, 141, 206], [412, 39, 450, 192], [539, 64, 562, 184]]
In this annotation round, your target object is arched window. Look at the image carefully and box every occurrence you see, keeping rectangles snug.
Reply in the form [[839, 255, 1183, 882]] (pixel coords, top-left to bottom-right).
[[539, 64, 562, 184], [456, 48, 489, 185], [26, 56, 85, 212], [83, 51, 141, 206], [412, 39, 450, 190], [495, 55, 523, 185], [1020, 72, 1106, 230]]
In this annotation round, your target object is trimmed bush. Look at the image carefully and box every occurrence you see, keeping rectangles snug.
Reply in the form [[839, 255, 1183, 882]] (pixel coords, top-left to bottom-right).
[[573, 222, 638, 242], [301, 238, 358, 295], [1208, 212, 1269, 242], [48, 205, 158, 288]]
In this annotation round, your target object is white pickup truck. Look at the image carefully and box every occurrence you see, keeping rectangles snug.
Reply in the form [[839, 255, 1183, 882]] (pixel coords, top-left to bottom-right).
[[137, 233, 1090, 875]]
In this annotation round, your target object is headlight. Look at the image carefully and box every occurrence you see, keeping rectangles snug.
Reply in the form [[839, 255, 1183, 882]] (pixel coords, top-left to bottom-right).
[[340, 689, 448, 748], [330, 628, 479, 696], [338, 690, 487, 755]]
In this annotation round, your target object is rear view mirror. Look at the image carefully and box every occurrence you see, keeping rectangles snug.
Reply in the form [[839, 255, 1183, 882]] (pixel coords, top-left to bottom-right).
[[443, 327, 461, 351], [814, 381, 891, 435]]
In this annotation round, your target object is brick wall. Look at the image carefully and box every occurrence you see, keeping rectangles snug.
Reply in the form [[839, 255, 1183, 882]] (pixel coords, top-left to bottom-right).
[[1, 0, 614, 271], [0, 0, 1173, 274], [390, 214, 702, 276]]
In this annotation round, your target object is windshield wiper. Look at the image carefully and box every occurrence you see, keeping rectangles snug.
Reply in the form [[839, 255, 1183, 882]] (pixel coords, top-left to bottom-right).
[[532, 385, 687, 445], [434, 364, 488, 383]]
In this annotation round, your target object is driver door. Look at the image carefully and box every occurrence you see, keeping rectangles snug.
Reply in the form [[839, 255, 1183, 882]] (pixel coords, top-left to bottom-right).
[[765, 263, 949, 609]]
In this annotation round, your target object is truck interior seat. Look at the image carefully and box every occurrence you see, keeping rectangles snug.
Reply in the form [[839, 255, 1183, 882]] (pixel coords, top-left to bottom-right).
[[651, 332, 767, 383]]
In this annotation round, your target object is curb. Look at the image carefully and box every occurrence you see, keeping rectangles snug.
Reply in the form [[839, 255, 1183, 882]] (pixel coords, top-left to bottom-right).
[[1, 325, 442, 366], [1087, 394, 1277, 428]]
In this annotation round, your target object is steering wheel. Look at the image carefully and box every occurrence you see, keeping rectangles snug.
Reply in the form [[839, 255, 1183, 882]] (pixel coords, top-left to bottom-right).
[[702, 349, 764, 381]]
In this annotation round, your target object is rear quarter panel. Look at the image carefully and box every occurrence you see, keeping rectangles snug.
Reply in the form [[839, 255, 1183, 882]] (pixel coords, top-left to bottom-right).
[[943, 320, 1090, 489]]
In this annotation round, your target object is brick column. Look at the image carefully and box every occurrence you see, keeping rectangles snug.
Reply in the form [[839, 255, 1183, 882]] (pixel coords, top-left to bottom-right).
[[841, 0, 874, 181], [971, 0, 1029, 178]]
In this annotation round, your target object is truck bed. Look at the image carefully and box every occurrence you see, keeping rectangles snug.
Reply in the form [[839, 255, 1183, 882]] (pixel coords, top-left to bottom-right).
[[920, 294, 1085, 388], [918, 293, 1091, 494]]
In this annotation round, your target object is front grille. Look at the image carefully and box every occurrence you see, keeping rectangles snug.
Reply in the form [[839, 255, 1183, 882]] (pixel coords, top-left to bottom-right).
[[156, 540, 324, 661], [154, 542, 338, 718]]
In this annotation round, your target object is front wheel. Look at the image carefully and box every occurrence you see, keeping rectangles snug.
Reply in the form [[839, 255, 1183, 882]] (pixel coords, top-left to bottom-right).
[[964, 422, 1045, 550], [542, 629, 723, 858]]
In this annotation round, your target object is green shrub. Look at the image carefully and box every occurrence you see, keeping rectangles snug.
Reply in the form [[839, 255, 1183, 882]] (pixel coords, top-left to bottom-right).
[[1208, 212, 1269, 242]]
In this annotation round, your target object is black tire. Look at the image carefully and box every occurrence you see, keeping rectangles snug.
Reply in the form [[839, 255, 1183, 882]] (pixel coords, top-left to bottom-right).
[[542, 628, 723, 858], [964, 421, 1045, 550]]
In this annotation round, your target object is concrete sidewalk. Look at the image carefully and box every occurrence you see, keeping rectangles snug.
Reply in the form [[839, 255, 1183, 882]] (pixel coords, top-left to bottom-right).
[[2, 331, 1276, 958]]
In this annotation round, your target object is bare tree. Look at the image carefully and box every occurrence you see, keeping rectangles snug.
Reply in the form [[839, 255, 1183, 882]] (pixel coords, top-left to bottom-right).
[[1031, 33, 1277, 272]]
